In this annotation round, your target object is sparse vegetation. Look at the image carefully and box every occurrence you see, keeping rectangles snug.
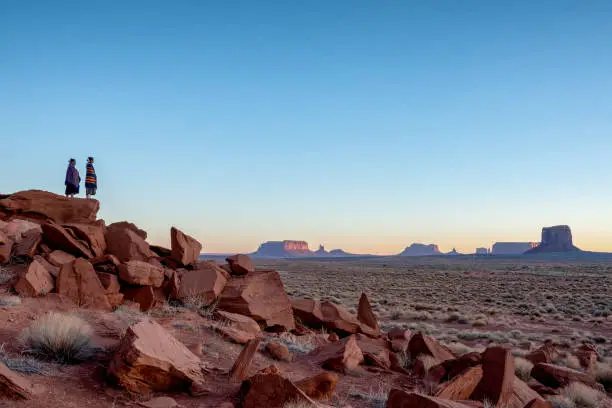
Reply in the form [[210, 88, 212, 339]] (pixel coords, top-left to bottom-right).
[[348, 382, 389, 408], [0, 266, 15, 285], [595, 363, 612, 391], [558, 382, 606, 408], [514, 357, 534, 381], [0, 344, 49, 375], [0, 295, 21, 307], [19, 312, 94, 363]]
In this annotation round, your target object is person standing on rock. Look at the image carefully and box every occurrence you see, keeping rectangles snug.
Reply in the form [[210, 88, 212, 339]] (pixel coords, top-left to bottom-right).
[[64, 158, 81, 198], [85, 156, 97, 199]]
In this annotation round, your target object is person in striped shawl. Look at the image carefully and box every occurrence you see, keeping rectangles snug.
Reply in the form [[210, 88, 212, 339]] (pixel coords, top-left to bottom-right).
[[64, 158, 81, 197], [85, 156, 97, 199]]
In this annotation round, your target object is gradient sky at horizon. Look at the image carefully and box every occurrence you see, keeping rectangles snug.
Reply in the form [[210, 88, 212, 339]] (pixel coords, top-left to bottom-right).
[[1, 1, 611, 254]]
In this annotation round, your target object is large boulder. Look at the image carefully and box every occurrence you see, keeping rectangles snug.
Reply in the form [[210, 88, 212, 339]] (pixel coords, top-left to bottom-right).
[[0, 231, 11, 263], [352, 334, 390, 369], [531, 363, 598, 389], [314, 335, 364, 373], [292, 298, 361, 336], [225, 254, 254, 276], [97, 272, 121, 294], [108, 319, 204, 393], [215, 310, 261, 335], [176, 262, 228, 305], [0, 190, 99, 224], [1, 219, 43, 258], [471, 347, 515, 407], [56, 258, 111, 310], [506, 378, 549, 408], [218, 269, 295, 331], [118, 261, 164, 287], [437, 366, 484, 400], [106, 223, 156, 263], [41, 222, 93, 259], [0, 361, 38, 399], [237, 366, 316, 408], [122, 286, 165, 312], [46, 250, 76, 267], [13, 256, 55, 297], [357, 292, 380, 337], [63, 223, 107, 258], [170, 227, 202, 267], [387, 390, 474, 408], [107, 221, 147, 240], [525, 225, 580, 254], [408, 333, 455, 362], [525, 342, 557, 365]]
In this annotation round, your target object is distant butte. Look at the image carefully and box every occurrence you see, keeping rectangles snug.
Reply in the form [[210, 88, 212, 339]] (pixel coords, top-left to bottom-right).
[[398, 243, 441, 256], [525, 225, 581, 254]]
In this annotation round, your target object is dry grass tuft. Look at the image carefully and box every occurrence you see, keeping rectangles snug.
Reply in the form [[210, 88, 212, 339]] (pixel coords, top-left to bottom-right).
[[0, 295, 21, 307], [348, 382, 389, 408], [20, 312, 94, 363], [0, 266, 15, 285], [514, 357, 534, 381], [558, 382, 606, 408], [418, 355, 439, 373], [594, 363, 612, 391]]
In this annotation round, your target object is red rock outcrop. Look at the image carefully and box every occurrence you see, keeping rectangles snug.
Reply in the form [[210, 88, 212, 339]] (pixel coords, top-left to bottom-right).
[[122, 286, 164, 311], [97, 272, 121, 294], [0, 361, 38, 399], [237, 366, 316, 408], [13, 256, 55, 296], [437, 366, 484, 400], [107, 221, 147, 240], [295, 372, 339, 400], [471, 347, 515, 407], [531, 363, 598, 389], [1, 219, 43, 258], [63, 223, 107, 258], [0, 190, 99, 224], [218, 269, 295, 331], [41, 221, 93, 259], [118, 261, 164, 287], [215, 310, 262, 335], [105, 224, 156, 263], [170, 227, 201, 267], [108, 319, 204, 393], [357, 292, 380, 338], [0, 231, 12, 263], [408, 332, 455, 362], [57, 258, 111, 310], [176, 261, 228, 305], [352, 334, 390, 369], [292, 298, 362, 336], [226, 254, 254, 276], [317, 335, 364, 373], [46, 250, 76, 267], [526, 225, 580, 254]]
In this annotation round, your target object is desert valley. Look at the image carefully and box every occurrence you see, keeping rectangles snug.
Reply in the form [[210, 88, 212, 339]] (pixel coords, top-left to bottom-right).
[[0, 191, 610, 408]]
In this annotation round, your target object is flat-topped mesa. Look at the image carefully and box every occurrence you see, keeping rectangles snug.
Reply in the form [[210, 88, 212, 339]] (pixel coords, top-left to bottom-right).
[[492, 242, 539, 255], [398, 243, 441, 256], [526, 225, 581, 254], [253, 240, 312, 257]]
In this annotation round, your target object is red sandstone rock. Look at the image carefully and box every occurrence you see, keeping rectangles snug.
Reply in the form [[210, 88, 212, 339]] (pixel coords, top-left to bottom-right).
[[292, 298, 360, 336], [295, 372, 339, 400], [170, 227, 202, 267], [266, 341, 292, 362], [437, 366, 484, 400], [408, 332, 455, 362], [352, 334, 390, 369], [387, 390, 473, 408], [97, 272, 121, 293], [105, 224, 156, 263], [525, 342, 557, 365], [230, 339, 262, 382], [215, 310, 262, 335], [57, 258, 111, 310], [574, 344, 598, 373], [507, 378, 548, 408], [46, 250, 76, 267], [41, 221, 93, 259], [106, 293, 125, 308], [122, 286, 164, 311], [118, 261, 164, 287], [357, 292, 380, 337], [524, 398, 553, 408], [471, 347, 515, 407], [0, 361, 38, 399], [108, 319, 204, 393], [0, 231, 12, 263], [318, 335, 364, 373], [218, 269, 295, 331], [176, 262, 228, 305], [225, 254, 254, 276], [388, 327, 412, 340], [0, 190, 99, 224], [63, 223, 107, 258], [237, 366, 316, 408], [445, 352, 483, 380], [5, 219, 43, 258], [13, 256, 55, 297], [107, 221, 147, 240], [531, 363, 598, 389], [217, 327, 256, 345]]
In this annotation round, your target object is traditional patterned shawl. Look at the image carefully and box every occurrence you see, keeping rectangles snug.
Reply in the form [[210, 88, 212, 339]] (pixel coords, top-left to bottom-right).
[[65, 164, 80, 187], [85, 163, 97, 188]]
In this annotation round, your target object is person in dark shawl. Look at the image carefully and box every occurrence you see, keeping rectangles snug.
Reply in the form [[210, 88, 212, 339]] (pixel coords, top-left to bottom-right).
[[85, 156, 97, 199], [65, 158, 81, 197]]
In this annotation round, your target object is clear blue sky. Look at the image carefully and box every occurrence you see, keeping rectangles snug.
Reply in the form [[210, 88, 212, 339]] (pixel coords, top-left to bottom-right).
[[1, 1, 611, 254]]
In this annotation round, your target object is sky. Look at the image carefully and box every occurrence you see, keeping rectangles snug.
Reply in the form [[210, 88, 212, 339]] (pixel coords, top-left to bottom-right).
[[1, 1, 611, 254]]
